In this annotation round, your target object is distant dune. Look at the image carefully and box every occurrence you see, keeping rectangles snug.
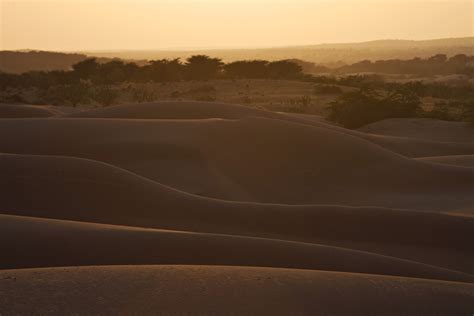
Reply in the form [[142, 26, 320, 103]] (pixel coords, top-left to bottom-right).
[[1, 101, 472, 314]]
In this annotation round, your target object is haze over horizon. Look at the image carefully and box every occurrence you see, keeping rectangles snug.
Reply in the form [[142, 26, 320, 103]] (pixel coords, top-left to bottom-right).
[[1, 0, 473, 51]]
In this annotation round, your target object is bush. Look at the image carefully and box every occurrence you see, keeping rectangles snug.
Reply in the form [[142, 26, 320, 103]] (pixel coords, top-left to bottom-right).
[[93, 86, 119, 107], [131, 86, 157, 103], [0, 89, 27, 104], [284, 95, 312, 113], [327, 89, 421, 128], [45, 83, 91, 107], [426, 102, 454, 121]]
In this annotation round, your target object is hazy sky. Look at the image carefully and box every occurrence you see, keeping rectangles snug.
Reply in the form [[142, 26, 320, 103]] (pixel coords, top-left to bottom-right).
[[1, 0, 473, 51]]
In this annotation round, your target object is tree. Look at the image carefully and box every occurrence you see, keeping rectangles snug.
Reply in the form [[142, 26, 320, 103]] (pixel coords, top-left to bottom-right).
[[185, 55, 223, 80], [428, 54, 448, 63], [99, 60, 127, 84], [267, 60, 303, 79], [72, 58, 100, 80], [224, 60, 268, 78], [146, 59, 184, 82]]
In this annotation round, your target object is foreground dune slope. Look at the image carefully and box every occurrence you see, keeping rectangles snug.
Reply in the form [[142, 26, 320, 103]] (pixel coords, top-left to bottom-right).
[[1, 153, 473, 273], [3, 214, 472, 283], [70, 101, 474, 157], [0, 117, 472, 209], [1, 265, 473, 315]]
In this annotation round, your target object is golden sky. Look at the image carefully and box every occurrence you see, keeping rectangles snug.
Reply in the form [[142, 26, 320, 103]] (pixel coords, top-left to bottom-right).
[[1, 0, 473, 51]]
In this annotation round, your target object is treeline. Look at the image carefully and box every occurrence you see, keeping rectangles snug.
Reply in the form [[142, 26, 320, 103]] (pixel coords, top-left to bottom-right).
[[334, 54, 474, 75], [0, 55, 303, 89], [309, 74, 474, 100]]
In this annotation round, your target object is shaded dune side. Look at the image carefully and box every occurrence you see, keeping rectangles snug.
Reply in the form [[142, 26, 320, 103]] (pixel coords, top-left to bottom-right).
[[1, 154, 473, 273], [0, 118, 472, 210], [1, 266, 473, 316], [2, 214, 471, 283], [70, 101, 474, 157]]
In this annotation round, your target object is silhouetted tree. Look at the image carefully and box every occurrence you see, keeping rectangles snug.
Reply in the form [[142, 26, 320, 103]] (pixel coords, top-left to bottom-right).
[[267, 60, 303, 79], [145, 59, 184, 82], [72, 58, 100, 80], [224, 60, 268, 78], [185, 55, 223, 80], [97, 60, 127, 84]]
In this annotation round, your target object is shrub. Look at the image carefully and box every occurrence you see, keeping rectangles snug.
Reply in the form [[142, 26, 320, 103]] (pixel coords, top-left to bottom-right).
[[0, 89, 27, 104], [327, 89, 421, 128], [93, 86, 119, 107], [47, 83, 91, 107], [284, 95, 312, 113], [426, 102, 454, 121], [131, 86, 157, 102]]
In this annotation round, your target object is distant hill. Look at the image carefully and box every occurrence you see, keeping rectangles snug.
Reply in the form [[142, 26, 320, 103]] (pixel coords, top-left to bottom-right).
[[0, 51, 87, 74], [84, 37, 474, 65], [1, 37, 473, 74], [0, 51, 146, 74]]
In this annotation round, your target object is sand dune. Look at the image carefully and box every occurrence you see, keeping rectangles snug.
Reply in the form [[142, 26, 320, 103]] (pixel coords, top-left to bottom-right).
[[0, 117, 472, 209], [2, 101, 473, 312], [359, 118, 474, 143], [70, 101, 474, 157], [69, 101, 279, 120], [2, 265, 474, 315], [0, 103, 57, 118], [3, 214, 472, 282], [1, 153, 473, 273]]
